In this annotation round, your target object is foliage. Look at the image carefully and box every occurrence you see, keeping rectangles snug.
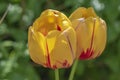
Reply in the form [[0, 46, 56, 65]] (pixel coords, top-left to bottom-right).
[[0, 0, 120, 80]]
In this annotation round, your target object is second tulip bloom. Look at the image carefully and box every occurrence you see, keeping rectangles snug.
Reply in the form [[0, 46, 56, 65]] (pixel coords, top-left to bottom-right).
[[69, 7, 107, 60]]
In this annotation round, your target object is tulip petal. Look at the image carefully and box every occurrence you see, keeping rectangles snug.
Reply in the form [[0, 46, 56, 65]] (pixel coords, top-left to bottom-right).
[[32, 9, 72, 36], [69, 7, 86, 21], [73, 17, 106, 60], [69, 7, 97, 21], [44, 30, 61, 68], [28, 9, 77, 69], [73, 17, 97, 59], [28, 27, 46, 66], [91, 18, 107, 59], [46, 30, 61, 54], [70, 7, 107, 60], [50, 28, 76, 68]]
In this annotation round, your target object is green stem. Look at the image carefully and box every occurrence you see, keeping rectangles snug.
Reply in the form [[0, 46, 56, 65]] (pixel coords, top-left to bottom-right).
[[68, 60, 79, 80], [0, 4, 10, 24], [55, 69, 59, 80]]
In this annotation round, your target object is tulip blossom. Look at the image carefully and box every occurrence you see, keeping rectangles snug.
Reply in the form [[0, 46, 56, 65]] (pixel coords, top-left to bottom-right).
[[28, 9, 76, 69], [69, 7, 107, 60]]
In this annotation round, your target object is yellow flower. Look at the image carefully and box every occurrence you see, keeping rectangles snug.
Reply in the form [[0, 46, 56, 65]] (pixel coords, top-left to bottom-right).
[[69, 7, 107, 60], [28, 9, 76, 69]]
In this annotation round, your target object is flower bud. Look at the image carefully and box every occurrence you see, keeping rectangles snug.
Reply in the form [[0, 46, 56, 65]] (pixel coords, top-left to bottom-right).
[[69, 7, 107, 60], [28, 9, 76, 69]]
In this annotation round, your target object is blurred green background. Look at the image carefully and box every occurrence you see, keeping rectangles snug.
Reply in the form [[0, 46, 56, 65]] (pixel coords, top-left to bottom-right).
[[0, 0, 120, 80]]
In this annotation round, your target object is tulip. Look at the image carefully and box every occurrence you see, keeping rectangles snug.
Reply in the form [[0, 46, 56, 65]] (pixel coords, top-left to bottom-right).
[[28, 9, 76, 69], [69, 7, 107, 60]]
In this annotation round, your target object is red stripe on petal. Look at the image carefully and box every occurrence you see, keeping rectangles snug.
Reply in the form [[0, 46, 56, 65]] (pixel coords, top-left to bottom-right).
[[79, 48, 94, 60], [45, 40, 51, 68], [79, 19, 96, 60], [66, 35, 75, 59], [63, 33, 74, 60], [62, 60, 68, 66], [90, 19, 96, 50], [53, 65, 57, 69], [53, 11, 57, 14], [56, 60, 70, 68], [57, 25, 61, 31]]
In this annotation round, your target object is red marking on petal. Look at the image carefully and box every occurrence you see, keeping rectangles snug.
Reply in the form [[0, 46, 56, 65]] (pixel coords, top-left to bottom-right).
[[63, 60, 67, 66], [57, 25, 61, 31], [79, 48, 94, 60], [89, 19, 96, 50], [45, 40, 51, 68], [53, 65, 57, 69], [53, 11, 57, 14], [79, 19, 96, 60], [66, 35, 74, 60], [67, 64, 70, 67], [56, 60, 70, 68]]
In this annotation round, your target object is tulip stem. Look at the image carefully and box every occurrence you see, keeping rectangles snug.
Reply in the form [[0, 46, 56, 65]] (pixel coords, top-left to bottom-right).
[[68, 60, 79, 80], [0, 4, 10, 25], [55, 69, 59, 80]]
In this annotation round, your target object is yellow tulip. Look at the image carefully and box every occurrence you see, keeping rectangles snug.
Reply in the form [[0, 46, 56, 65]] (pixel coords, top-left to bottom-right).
[[69, 7, 107, 60], [28, 9, 76, 69]]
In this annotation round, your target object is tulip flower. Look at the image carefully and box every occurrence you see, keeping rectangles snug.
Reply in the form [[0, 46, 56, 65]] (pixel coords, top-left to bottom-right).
[[28, 9, 76, 69], [69, 7, 107, 60]]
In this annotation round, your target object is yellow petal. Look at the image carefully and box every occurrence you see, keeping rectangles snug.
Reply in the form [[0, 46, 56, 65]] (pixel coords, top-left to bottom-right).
[[87, 7, 97, 18], [46, 30, 61, 54], [75, 18, 94, 58], [71, 17, 106, 60], [70, 7, 106, 60], [32, 9, 72, 36], [90, 18, 107, 59], [42, 30, 61, 68], [28, 27, 46, 66], [69, 7, 97, 21], [50, 27, 76, 68], [69, 7, 86, 21], [28, 9, 76, 69]]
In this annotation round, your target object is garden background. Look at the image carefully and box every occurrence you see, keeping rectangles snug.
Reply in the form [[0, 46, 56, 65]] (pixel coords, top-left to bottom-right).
[[0, 0, 120, 80]]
